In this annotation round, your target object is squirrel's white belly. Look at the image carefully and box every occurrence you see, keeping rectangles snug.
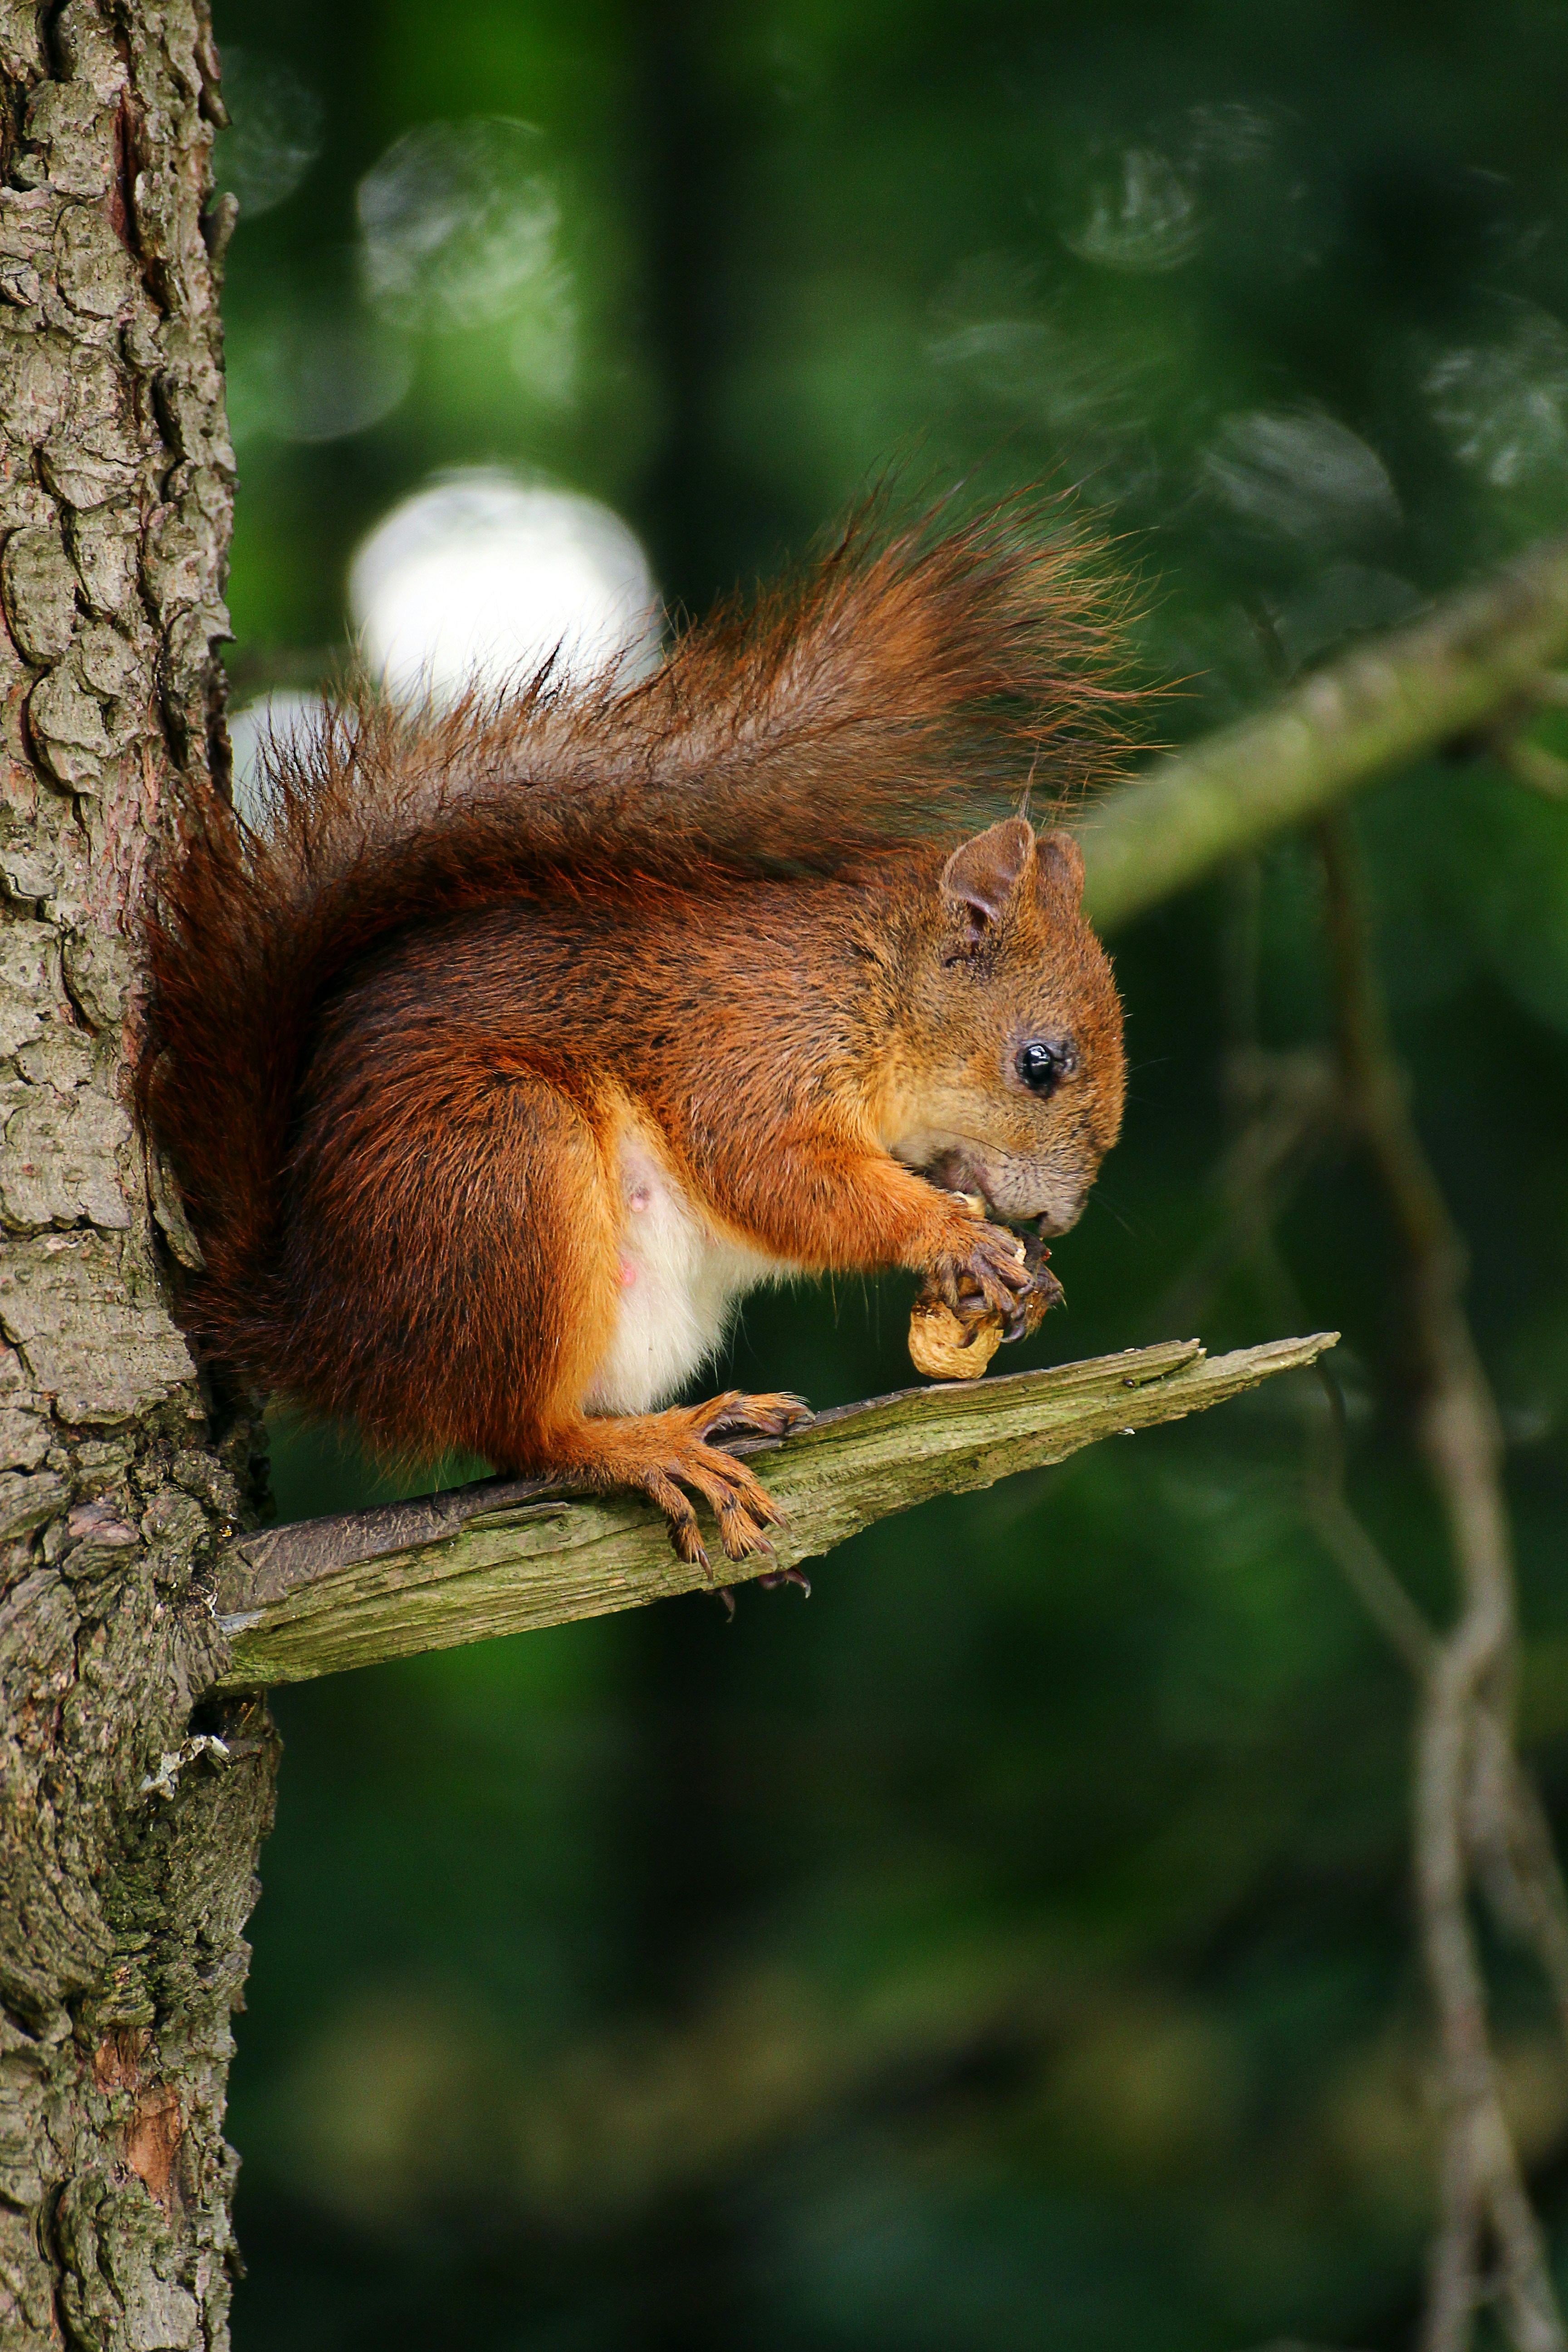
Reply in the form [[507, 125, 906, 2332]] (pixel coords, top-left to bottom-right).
[[582, 1132, 789, 1416]]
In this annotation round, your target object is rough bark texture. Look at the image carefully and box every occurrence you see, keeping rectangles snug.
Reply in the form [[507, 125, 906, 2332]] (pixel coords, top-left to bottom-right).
[[0, 8, 274, 2349]]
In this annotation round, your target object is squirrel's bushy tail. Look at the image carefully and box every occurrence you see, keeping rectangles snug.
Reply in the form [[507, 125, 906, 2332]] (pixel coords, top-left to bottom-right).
[[138, 500, 1137, 1380]]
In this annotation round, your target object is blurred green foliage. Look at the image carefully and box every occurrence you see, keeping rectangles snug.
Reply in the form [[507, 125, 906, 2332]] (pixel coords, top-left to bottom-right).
[[210, 2, 1568, 2345]]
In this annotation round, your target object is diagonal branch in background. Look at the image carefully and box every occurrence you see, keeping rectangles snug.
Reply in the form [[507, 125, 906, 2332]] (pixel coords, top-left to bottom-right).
[[1078, 536, 1568, 933], [207, 1334, 1333, 1690], [1134, 806, 1568, 2351], [1318, 818, 1568, 2352]]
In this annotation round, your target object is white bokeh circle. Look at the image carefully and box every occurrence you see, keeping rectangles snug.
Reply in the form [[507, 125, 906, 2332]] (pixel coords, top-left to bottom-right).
[[348, 470, 662, 705]]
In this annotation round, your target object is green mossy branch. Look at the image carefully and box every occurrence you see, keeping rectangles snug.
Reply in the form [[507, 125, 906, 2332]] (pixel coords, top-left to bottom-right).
[[210, 1333, 1336, 1688], [1079, 537, 1568, 932]]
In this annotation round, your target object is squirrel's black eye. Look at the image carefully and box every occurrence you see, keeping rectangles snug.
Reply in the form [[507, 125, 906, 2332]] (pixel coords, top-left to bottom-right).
[[1017, 1040, 1065, 1096]]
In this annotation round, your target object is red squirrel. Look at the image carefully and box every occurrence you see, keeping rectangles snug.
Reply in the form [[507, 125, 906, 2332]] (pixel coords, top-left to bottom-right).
[[139, 509, 1131, 1569]]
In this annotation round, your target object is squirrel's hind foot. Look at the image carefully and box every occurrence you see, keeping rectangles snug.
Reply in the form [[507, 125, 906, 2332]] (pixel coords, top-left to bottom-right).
[[554, 1391, 813, 1573]]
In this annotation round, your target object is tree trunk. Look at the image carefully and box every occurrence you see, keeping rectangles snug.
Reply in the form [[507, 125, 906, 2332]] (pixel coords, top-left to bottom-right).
[[0, 7, 274, 2347]]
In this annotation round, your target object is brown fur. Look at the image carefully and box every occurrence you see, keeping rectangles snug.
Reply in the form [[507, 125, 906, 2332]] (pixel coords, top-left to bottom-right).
[[138, 504, 1133, 1565]]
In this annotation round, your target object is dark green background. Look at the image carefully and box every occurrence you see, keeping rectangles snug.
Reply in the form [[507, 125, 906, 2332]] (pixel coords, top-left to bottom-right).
[[208, 5, 1568, 2345]]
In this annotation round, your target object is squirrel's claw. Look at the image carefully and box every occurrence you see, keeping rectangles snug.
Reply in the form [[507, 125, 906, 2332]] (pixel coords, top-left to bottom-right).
[[932, 1217, 1034, 1322], [643, 1471, 712, 1569], [715, 1487, 776, 1560], [758, 1564, 811, 1598], [999, 1263, 1065, 1344], [1000, 1233, 1065, 1342]]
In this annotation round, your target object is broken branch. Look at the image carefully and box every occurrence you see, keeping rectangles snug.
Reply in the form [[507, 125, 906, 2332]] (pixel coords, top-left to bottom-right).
[[209, 1333, 1335, 1690]]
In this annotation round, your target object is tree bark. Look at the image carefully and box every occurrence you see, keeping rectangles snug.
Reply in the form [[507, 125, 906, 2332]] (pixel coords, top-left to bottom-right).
[[0, 8, 274, 2348]]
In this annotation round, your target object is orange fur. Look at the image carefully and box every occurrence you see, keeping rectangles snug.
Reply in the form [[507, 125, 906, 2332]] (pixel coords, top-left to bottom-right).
[[138, 505, 1135, 1565]]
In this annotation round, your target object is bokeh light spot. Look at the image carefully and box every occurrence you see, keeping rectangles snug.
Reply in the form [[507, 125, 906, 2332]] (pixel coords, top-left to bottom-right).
[[358, 118, 562, 332], [348, 470, 661, 705], [1199, 408, 1401, 546], [213, 48, 323, 221]]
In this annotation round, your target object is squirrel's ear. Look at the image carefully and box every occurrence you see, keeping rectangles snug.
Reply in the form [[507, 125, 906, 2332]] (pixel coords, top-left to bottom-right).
[[1037, 828, 1085, 905], [941, 817, 1037, 949]]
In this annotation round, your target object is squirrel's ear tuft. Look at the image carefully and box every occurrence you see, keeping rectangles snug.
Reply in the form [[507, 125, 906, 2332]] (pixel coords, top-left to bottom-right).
[[941, 817, 1037, 948], [1038, 828, 1086, 905]]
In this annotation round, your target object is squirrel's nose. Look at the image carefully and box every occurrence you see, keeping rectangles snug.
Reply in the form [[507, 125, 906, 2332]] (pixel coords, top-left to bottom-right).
[[1035, 1178, 1091, 1239]]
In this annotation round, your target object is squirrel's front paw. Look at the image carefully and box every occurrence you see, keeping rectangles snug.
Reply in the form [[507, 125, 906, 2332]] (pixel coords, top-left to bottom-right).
[[928, 1200, 1035, 1323], [911, 1219, 1064, 1379]]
